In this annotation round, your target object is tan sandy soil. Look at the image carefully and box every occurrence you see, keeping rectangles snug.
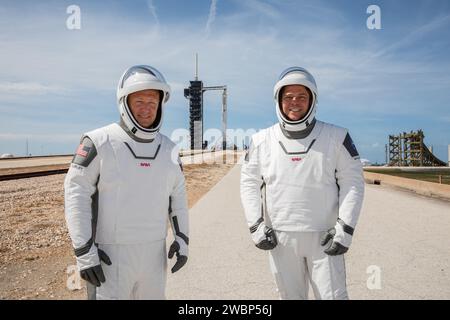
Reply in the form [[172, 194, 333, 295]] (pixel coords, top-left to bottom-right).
[[0, 163, 233, 300]]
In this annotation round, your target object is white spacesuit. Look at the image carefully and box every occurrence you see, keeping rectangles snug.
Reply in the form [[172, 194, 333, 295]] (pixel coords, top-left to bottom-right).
[[64, 65, 189, 300], [240, 67, 364, 300]]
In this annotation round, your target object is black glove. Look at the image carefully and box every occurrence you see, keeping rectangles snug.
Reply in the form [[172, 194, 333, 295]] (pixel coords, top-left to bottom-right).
[[255, 226, 278, 250], [79, 249, 112, 287], [320, 228, 348, 256], [168, 240, 188, 273]]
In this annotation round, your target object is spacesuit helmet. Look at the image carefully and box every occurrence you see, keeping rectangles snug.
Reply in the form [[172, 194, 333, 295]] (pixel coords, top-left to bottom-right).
[[117, 65, 171, 140], [274, 67, 318, 132]]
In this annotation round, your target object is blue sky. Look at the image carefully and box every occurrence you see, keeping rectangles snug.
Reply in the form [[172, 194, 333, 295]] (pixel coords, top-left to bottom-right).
[[0, 0, 449, 163]]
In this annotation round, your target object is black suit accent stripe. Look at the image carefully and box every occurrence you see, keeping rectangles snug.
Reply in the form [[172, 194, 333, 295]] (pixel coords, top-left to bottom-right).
[[177, 232, 189, 245], [250, 217, 264, 233], [278, 139, 316, 155], [172, 216, 180, 233], [338, 218, 354, 235], [124, 142, 161, 160], [74, 238, 93, 257], [172, 216, 189, 245], [260, 181, 266, 190]]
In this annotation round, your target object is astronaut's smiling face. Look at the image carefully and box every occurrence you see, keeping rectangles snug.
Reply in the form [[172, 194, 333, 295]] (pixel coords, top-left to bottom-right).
[[281, 85, 311, 121], [128, 89, 161, 128]]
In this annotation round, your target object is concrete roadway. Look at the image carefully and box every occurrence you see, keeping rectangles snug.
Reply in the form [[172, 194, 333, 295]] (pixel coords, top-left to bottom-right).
[[166, 164, 450, 300]]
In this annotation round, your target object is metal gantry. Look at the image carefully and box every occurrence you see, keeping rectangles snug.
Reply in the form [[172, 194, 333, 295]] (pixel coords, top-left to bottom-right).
[[203, 85, 227, 150], [388, 130, 447, 167], [184, 54, 228, 151]]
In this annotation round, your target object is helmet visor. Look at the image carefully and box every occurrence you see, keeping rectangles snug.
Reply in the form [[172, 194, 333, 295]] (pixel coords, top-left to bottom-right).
[[278, 66, 316, 87], [119, 65, 167, 89]]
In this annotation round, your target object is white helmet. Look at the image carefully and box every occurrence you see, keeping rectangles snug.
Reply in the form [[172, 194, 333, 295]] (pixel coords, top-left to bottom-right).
[[117, 65, 171, 140], [274, 67, 318, 132]]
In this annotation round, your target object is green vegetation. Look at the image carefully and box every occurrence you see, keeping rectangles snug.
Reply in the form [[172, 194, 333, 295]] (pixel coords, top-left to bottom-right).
[[364, 169, 450, 185]]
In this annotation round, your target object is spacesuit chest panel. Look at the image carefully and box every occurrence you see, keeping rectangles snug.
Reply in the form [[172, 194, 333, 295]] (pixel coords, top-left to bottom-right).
[[261, 122, 338, 185], [94, 124, 175, 243], [258, 122, 340, 231]]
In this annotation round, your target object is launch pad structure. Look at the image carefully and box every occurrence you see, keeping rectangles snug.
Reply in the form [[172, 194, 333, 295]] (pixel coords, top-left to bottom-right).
[[388, 130, 447, 167], [184, 54, 227, 151]]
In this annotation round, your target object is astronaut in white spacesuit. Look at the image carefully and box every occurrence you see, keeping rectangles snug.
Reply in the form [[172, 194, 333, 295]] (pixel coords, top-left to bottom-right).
[[64, 65, 189, 300], [240, 67, 364, 300]]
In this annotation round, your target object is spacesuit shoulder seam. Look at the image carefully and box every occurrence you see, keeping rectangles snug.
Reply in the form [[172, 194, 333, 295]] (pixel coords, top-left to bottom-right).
[[320, 121, 348, 141], [160, 134, 176, 147], [251, 128, 269, 148], [159, 135, 179, 158], [83, 124, 113, 152]]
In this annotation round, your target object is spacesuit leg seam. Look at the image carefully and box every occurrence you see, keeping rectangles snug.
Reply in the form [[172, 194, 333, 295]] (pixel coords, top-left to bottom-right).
[[327, 254, 337, 300]]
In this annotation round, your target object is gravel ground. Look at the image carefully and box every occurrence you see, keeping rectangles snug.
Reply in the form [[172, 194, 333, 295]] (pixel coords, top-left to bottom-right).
[[0, 163, 233, 300]]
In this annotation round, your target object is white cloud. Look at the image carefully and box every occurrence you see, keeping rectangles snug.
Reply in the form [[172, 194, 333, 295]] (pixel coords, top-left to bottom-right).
[[205, 0, 218, 37], [0, 3, 433, 101], [0, 81, 68, 96], [240, 0, 281, 20], [373, 13, 450, 60], [146, 0, 160, 28], [0, 1, 449, 135]]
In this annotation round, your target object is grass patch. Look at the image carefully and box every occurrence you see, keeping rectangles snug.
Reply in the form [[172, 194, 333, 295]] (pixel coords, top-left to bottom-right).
[[365, 169, 450, 185]]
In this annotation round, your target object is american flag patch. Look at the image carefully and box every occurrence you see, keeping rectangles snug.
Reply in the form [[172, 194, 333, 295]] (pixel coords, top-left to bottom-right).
[[76, 144, 91, 157]]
